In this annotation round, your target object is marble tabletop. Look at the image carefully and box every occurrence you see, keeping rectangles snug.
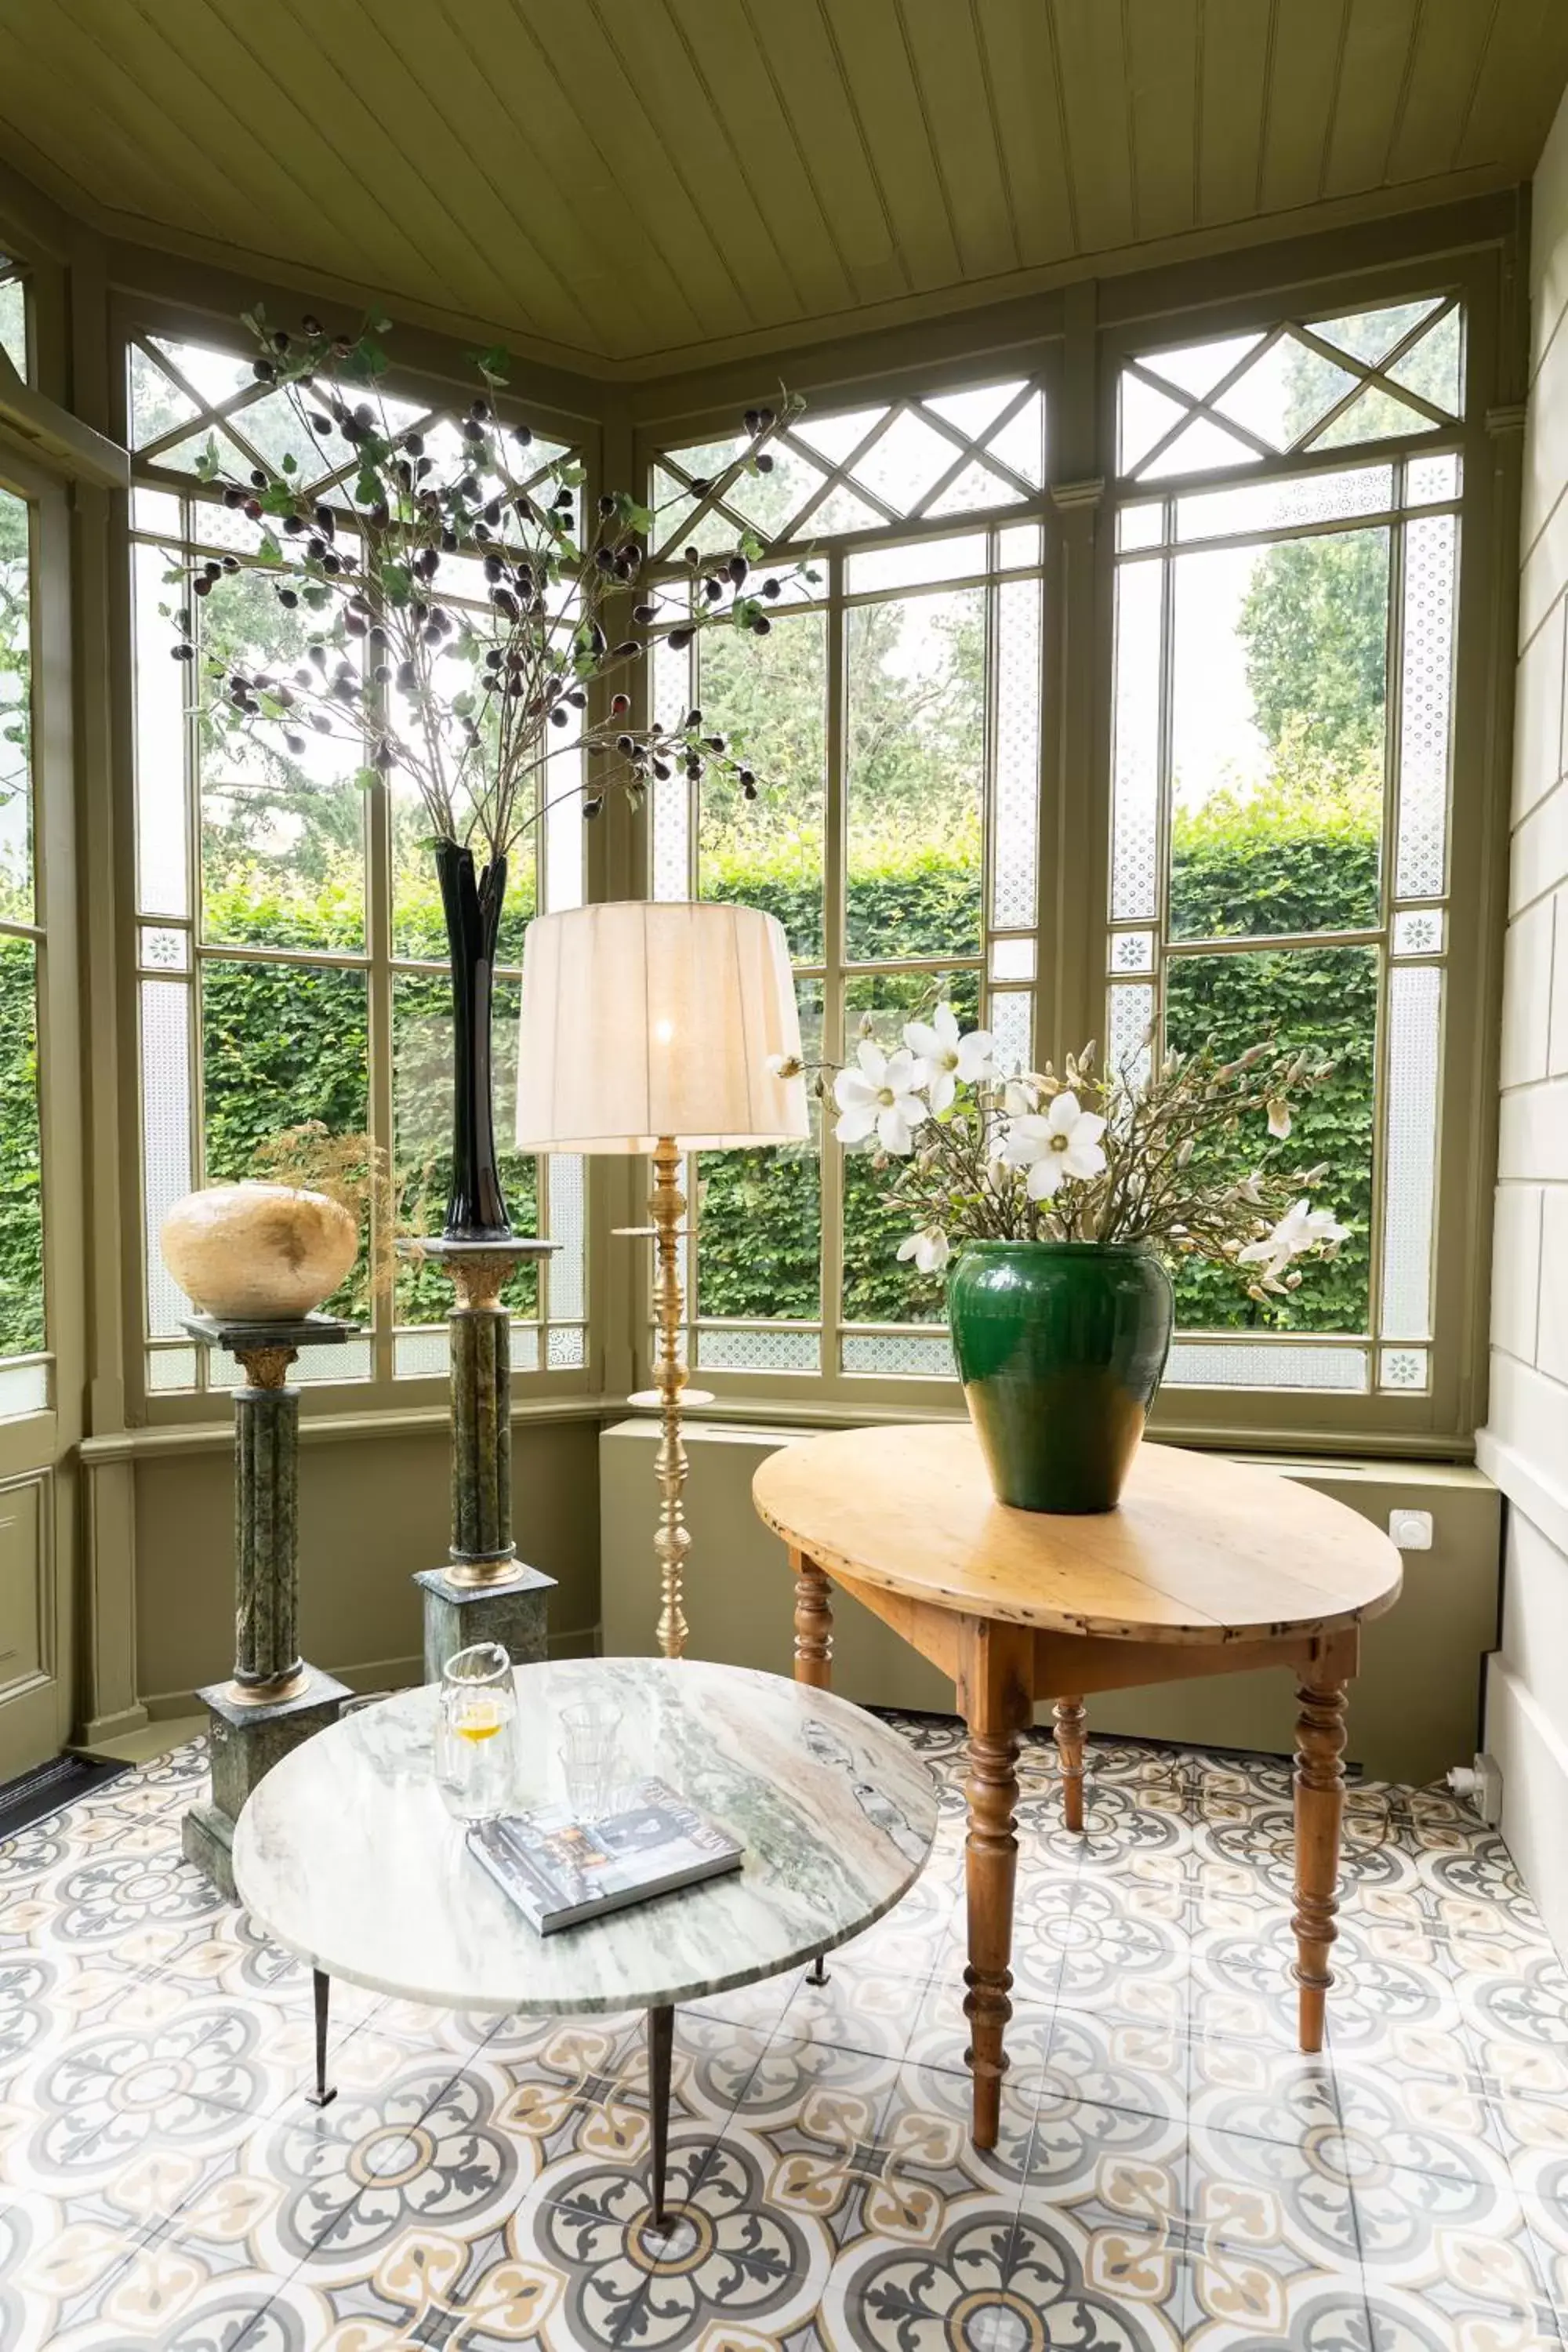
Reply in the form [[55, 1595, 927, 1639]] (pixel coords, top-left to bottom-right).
[[230, 1656, 938, 2016]]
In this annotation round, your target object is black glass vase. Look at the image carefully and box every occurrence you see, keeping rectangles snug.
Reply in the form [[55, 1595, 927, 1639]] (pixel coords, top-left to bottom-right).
[[434, 839, 511, 1242]]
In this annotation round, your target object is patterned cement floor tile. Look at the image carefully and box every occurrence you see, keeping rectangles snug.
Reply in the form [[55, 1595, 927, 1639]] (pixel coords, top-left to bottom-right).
[[1, 1723, 1566, 2351]]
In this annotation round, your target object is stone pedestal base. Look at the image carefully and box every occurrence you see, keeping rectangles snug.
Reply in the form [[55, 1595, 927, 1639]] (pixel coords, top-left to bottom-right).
[[416, 1563, 555, 1682], [183, 1663, 350, 1900]]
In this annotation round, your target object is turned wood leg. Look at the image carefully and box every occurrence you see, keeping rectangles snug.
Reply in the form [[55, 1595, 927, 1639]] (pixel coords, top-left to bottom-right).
[[957, 1621, 1034, 2151], [791, 1549, 833, 1689], [1054, 1696, 1087, 1833], [1293, 1675, 1348, 2053]]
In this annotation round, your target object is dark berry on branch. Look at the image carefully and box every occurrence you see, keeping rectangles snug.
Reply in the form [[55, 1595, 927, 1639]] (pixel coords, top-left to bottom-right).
[[703, 578, 722, 601], [739, 766, 756, 788], [321, 554, 341, 575], [728, 554, 748, 584], [550, 706, 569, 728], [763, 577, 781, 597], [583, 795, 604, 818], [285, 731, 307, 752], [742, 777, 759, 800], [652, 758, 670, 780], [346, 612, 366, 636], [485, 647, 503, 667], [252, 359, 275, 382], [374, 742, 395, 769], [483, 554, 505, 581], [310, 413, 332, 434], [598, 493, 616, 517], [744, 409, 760, 433], [756, 453, 775, 473], [441, 528, 458, 553], [223, 486, 243, 508], [172, 643, 194, 659], [685, 754, 703, 779], [373, 662, 391, 683], [689, 477, 710, 495], [249, 470, 267, 489], [483, 499, 502, 526], [462, 419, 484, 443], [610, 691, 631, 716], [222, 557, 240, 572], [594, 548, 615, 572], [667, 627, 695, 650], [397, 662, 417, 692], [283, 515, 303, 535], [758, 408, 775, 428], [633, 603, 657, 623], [706, 735, 726, 753], [514, 423, 533, 446], [613, 641, 641, 659], [272, 329, 291, 352], [684, 546, 700, 566], [277, 588, 299, 609], [751, 615, 771, 634], [302, 313, 322, 334], [423, 623, 443, 644], [244, 500, 262, 521], [404, 431, 423, 456], [567, 688, 586, 708], [615, 734, 635, 755], [554, 488, 573, 510], [459, 474, 480, 499], [684, 709, 702, 728], [310, 713, 332, 732]]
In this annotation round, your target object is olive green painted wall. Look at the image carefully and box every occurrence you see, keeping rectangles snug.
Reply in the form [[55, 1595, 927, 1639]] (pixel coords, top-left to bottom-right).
[[132, 1418, 601, 1712], [600, 1421, 1501, 1788]]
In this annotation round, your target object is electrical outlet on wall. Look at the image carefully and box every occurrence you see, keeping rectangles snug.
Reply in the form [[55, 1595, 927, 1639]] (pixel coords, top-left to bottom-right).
[[1389, 1508, 1434, 1550]]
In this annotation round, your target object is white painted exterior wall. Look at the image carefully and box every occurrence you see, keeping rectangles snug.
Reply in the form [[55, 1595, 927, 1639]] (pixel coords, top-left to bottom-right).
[[1480, 85, 1568, 1961]]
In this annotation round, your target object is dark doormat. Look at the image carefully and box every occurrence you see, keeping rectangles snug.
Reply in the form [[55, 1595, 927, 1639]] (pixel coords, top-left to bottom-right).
[[0, 1752, 129, 1839]]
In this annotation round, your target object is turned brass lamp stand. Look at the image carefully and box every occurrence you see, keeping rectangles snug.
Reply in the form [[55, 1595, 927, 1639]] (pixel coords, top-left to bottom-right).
[[515, 900, 807, 1660]]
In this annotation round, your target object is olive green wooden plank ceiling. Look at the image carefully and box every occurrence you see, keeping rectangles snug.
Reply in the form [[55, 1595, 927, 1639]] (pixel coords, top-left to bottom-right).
[[1, 0, 1563, 375]]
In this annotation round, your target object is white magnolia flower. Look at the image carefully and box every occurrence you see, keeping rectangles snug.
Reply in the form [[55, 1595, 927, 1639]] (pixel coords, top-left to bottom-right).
[[1266, 1095, 1292, 1140], [1001, 1090, 1108, 1200], [1237, 1197, 1348, 1283], [766, 1051, 803, 1080], [896, 1226, 950, 1276], [833, 1043, 927, 1156], [903, 1005, 993, 1112], [1003, 1080, 1038, 1116]]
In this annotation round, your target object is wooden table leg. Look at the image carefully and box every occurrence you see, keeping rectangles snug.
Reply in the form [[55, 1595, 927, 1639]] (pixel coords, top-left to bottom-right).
[[1293, 1668, 1348, 2053], [957, 1621, 1034, 2151], [1053, 1696, 1087, 1833], [791, 1548, 833, 1689]]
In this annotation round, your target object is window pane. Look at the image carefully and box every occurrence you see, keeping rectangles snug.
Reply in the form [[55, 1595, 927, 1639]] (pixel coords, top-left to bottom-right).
[[141, 978, 193, 1338], [393, 972, 538, 1322], [698, 609, 825, 963], [845, 590, 985, 960], [0, 938, 42, 1357], [840, 971, 978, 1326], [197, 564, 365, 949], [1394, 513, 1457, 900], [1110, 559, 1162, 922], [1169, 530, 1387, 939], [695, 982, 821, 1323], [0, 490, 33, 919], [1379, 963, 1441, 1343], [201, 959, 369, 1317], [1164, 945, 1376, 1334], [0, 277, 26, 379]]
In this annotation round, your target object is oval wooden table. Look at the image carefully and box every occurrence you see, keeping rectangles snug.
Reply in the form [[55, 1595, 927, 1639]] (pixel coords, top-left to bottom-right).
[[753, 1422, 1403, 2148]]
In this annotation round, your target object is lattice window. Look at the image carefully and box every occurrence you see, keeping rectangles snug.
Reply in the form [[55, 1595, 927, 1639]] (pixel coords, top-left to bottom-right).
[[127, 330, 590, 1400], [1118, 298, 1464, 481], [0, 261, 27, 381], [649, 375, 1047, 1385], [1108, 296, 1464, 1400]]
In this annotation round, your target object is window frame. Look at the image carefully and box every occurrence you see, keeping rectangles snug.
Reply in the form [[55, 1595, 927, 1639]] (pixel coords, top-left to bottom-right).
[[622, 240, 1508, 1454], [112, 299, 608, 1425]]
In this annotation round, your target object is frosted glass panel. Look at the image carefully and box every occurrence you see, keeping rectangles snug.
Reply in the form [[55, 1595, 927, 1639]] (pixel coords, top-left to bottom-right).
[[1111, 561, 1162, 920], [650, 626, 692, 900], [394, 1328, 449, 1380], [547, 1154, 586, 1323], [841, 1331, 956, 1378], [133, 541, 187, 918], [141, 978, 194, 1337], [1394, 514, 1457, 900], [696, 1326, 819, 1372], [988, 989, 1032, 1076], [1379, 964, 1441, 1343], [0, 1359, 46, 1414], [1109, 982, 1154, 1083], [1177, 466, 1392, 542], [146, 1348, 197, 1393], [1165, 1342, 1367, 1391], [547, 1326, 586, 1370], [992, 578, 1042, 928], [1379, 1345, 1428, 1391]]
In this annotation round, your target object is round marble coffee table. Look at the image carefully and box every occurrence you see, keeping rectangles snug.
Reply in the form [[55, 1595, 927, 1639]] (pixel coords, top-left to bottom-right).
[[231, 1655, 938, 2228]]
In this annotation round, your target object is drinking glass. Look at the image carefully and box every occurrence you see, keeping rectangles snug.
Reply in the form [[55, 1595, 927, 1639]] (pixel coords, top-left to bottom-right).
[[558, 1697, 624, 1823], [434, 1642, 517, 1822]]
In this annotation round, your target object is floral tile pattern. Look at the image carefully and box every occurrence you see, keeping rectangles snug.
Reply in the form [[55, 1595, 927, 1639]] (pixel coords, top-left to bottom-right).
[[0, 1719, 1566, 2349]]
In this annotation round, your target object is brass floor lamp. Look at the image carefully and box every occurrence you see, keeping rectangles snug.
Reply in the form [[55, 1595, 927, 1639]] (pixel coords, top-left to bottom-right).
[[515, 900, 808, 1658]]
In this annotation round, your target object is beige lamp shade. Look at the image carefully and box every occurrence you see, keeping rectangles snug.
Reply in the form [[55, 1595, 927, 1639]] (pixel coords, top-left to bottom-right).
[[514, 900, 809, 1152]]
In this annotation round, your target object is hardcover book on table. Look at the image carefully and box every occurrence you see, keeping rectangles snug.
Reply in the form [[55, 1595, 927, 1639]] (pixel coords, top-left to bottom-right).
[[466, 1777, 742, 1935]]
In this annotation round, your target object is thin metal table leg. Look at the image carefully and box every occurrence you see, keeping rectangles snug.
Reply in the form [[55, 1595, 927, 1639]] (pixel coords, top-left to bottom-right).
[[306, 1967, 336, 2108], [647, 2003, 674, 2230], [806, 1951, 829, 1986]]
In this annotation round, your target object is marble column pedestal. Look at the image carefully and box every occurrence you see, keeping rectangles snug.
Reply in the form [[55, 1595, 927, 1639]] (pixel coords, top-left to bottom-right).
[[405, 1237, 557, 1678], [180, 1313, 356, 1898]]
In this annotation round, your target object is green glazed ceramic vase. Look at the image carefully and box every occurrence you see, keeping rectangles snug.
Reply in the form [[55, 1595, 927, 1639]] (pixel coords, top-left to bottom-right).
[[947, 1240, 1174, 1514]]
